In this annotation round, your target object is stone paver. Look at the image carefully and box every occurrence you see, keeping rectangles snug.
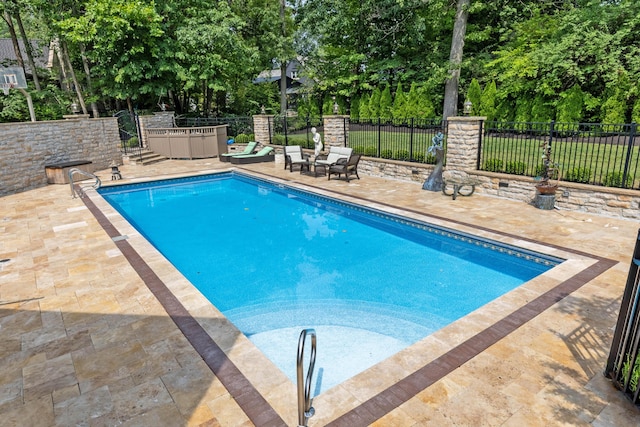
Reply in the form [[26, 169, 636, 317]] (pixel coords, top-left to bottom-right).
[[1, 157, 638, 426]]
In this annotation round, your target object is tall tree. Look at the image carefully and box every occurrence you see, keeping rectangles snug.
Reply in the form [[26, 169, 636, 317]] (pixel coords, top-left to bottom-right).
[[442, 0, 470, 120]]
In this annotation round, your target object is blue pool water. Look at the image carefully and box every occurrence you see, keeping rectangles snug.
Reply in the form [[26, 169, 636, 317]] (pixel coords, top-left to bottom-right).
[[99, 172, 562, 393]]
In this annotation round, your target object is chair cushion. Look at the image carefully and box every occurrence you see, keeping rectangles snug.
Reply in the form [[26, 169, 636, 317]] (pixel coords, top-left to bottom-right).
[[316, 147, 353, 165]]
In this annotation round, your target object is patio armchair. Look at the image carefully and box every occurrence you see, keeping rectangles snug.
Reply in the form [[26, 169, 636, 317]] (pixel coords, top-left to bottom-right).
[[229, 146, 275, 164], [284, 145, 310, 172], [328, 154, 361, 182], [219, 141, 258, 162], [314, 146, 353, 167]]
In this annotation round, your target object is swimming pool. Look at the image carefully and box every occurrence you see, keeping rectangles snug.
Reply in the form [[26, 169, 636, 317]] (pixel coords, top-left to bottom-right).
[[99, 172, 562, 393]]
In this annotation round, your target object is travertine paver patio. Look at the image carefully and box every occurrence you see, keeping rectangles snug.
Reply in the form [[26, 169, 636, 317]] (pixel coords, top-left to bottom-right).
[[1, 157, 639, 426]]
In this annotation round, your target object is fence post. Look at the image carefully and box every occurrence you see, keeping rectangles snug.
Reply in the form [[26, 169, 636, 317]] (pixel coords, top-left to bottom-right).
[[622, 123, 636, 189], [475, 119, 484, 170], [605, 228, 640, 398], [409, 118, 415, 161], [322, 115, 350, 149], [444, 116, 486, 179], [252, 114, 274, 145], [377, 117, 382, 157]]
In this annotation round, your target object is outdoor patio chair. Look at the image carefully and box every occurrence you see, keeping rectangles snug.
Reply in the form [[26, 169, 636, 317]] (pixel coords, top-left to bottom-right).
[[284, 145, 310, 172], [229, 146, 275, 164], [328, 154, 361, 182], [314, 146, 353, 167], [220, 141, 258, 162]]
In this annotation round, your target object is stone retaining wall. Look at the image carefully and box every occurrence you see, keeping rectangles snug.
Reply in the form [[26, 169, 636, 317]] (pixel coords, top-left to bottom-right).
[[0, 116, 121, 196]]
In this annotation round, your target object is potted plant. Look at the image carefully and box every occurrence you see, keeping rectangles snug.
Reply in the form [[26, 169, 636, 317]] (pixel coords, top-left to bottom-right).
[[535, 140, 559, 195]]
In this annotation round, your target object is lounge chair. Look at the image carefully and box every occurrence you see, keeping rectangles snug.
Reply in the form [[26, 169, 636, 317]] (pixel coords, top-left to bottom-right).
[[284, 145, 310, 172], [314, 146, 353, 167], [220, 141, 258, 162], [229, 146, 275, 164], [328, 154, 361, 182]]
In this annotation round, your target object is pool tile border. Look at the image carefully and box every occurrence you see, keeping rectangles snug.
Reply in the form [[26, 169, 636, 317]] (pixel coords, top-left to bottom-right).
[[80, 173, 617, 426]]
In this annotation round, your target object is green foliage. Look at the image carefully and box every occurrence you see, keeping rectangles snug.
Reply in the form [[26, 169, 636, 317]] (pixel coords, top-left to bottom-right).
[[480, 81, 497, 121], [272, 134, 285, 145], [425, 153, 437, 164], [603, 172, 633, 188], [514, 98, 532, 123], [380, 149, 393, 159], [416, 86, 435, 118], [564, 168, 591, 183], [352, 146, 365, 155], [322, 94, 334, 115], [505, 161, 527, 175], [235, 134, 250, 143], [633, 97, 640, 124], [394, 149, 410, 161], [404, 83, 420, 118], [483, 158, 504, 172], [125, 136, 139, 148], [556, 85, 584, 123], [392, 82, 406, 119], [602, 92, 627, 124], [0, 84, 70, 122], [531, 96, 553, 122], [380, 84, 393, 119], [413, 152, 425, 163], [350, 96, 360, 120], [622, 353, 640, 392], [364, 146, 378, 156], [359, 93, 371, 119], [467, 79, 482, 113], [369, 87, 381, 118]]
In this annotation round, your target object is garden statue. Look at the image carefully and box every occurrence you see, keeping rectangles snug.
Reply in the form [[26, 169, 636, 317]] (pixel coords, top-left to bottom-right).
[[312, 127, 323, 156], [422, 132, 445, 191]]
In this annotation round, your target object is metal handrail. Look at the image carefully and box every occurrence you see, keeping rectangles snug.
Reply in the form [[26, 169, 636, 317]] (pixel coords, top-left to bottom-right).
[[297, 329, 316, 427], [68, 168, 101, 198]]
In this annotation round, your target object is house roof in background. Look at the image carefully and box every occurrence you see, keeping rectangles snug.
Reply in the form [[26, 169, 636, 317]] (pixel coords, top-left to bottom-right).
[[0, 38, 50, 72]]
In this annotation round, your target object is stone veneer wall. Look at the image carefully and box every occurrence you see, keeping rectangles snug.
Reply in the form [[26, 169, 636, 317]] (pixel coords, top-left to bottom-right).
[[138, 111, 175, 147], [323, 115, 349, 148], [252, 115, 274, 146], [0, 116, 121, 196]]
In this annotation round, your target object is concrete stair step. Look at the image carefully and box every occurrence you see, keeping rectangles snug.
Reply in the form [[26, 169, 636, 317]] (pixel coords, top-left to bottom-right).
[[124, 150, 169, 165]]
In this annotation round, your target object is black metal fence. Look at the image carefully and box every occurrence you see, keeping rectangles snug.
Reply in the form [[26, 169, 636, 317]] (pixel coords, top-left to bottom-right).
[[349, 118, 447, 164], [270, 115, 324, 148], [605, 228, 640, 406], [113, 110, 143, 158], [481, 121, 640, 189], [174, 116, 254, 138]]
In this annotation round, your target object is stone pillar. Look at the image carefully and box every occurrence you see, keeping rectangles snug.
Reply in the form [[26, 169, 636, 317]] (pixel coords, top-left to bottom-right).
[[252, 115, 274, 145], [323, 115, 349, 148], [444, 116, 486, 180], [138, 111, 175, 148]]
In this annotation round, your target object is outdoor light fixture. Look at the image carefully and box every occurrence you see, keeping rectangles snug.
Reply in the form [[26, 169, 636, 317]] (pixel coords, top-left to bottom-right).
[[463, 100, 473, 116]]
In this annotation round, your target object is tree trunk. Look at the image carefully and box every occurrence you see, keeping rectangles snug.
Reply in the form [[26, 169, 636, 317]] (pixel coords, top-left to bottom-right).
[[442, 0, 470, 121], [3, 9, 25, 70], [279, 0, 287, 115], [53, 39, 70, 91], [79, 44, 99, 117], [14, 8, 40, 90], [61, 40, 88, 115]]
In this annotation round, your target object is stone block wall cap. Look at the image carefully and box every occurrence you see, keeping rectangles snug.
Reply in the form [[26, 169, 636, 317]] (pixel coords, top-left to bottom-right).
[[63, 114, 90, 119], [447, 116, 487, 122]]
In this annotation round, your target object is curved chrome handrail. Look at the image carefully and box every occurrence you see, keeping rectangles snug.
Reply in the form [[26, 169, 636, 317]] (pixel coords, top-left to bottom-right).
[[68, 168, 101, 198], [297, 328, 317, 427]]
